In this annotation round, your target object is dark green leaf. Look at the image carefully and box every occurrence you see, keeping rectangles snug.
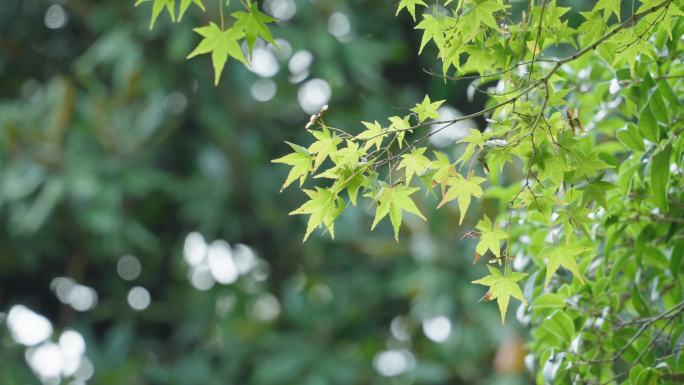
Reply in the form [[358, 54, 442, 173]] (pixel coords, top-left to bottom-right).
[[650, 144, 671, 212]]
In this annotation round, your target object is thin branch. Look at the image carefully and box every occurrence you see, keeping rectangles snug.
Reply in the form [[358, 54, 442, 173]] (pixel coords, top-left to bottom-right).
[[527, 0, 548, 89], [579, 300, 684, 365], [422, 58, 558, 82]]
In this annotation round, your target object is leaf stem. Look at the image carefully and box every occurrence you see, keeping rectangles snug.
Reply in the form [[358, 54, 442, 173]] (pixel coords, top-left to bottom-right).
[[219, 0, 225, 30]]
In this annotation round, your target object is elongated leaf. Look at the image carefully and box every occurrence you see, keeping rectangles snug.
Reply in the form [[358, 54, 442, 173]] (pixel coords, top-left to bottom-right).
[[616, 123, 645, 152], [650, 144, 671, 212], [638, 105, 658, 142]]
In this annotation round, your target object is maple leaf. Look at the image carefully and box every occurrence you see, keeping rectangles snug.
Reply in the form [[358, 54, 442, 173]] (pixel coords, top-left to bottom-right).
[[473, 0, 504, 30], [370, 184, 426, 241], [540, 244, 591, 287], [330, 166, 368, 206], [458, 0, 502, 42], [396, 0, 428, 21], [289, 188, 344, 241], [232, 3, 277, 55], [398, 148, 431, 184], [136, 0, 205, 29], [415, 14, 445, 54], [475, 216, 507, 259], [411, 95, 444, 122], [355, 121, 387, 152], [135, 0, 174, 30], [437, 173, 486, 224], [272, 142, 313, 191], [594, 0, 620, 21], [317, 141, 368, 205], [308, 127, 342, 171], [569, 150, 611, 180], [179, 0, 205, 20], [329, 140, 364, 167], [538, 153, 569, 185], [388, 116, 412, 148], [455, 128, 485, 165], [187, 23, 247, 85], [472, 266, 528, 324], [429, 151, 454, 187]]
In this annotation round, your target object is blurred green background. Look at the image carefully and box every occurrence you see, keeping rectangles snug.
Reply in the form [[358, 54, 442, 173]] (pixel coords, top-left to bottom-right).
[[0, 1, 531, 384]]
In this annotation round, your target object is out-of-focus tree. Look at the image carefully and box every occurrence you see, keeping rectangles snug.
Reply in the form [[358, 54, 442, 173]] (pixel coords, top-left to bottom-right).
[[1, 1, 529, 385]]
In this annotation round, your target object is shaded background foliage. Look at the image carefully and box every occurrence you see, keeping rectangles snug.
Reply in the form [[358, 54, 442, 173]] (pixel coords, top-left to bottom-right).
[[0, 0, 550, 384]]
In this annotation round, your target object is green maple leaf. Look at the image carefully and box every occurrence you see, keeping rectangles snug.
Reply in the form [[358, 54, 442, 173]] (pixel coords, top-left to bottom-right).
[[289, 188, 344, 241], [272, 142, 313, 191], [330, 166, 367, 206], [657, 6, 684, 39], [437, 173, 486, 224], [232, 3, 277, 55], [135, 0, 174, 29], [594, 0, 620, 21], [415, 14, 445, 54], [398, 148, 431, 184], [455, 129, 485, 165], [396, 0, 428, 21], [187, 23, 247, 85], [329, 140, 364, 167], [462, 46, 489, 73], [540, 244, 591, 287], [578, 12, 606, 46], [484, 147, 513, 175], [472, 266, 528, 324], [355, 121, 387, 152], [179, 0, 205, 20], [473, 1, 502, 30], [388, 116, 412, 148], [475, 216, 507, 259], [410, 95, 444, 122], [308, 127, 342, 171], [440, 32, 464, 74], [370, 184, 426, 241], [136, 0, 205, 29], [569, 150, 611, 180], [459, 0, 502, 41], [429, 151, 454, 187], [317, 140, 368, 205], [538, 153, 568, 185]]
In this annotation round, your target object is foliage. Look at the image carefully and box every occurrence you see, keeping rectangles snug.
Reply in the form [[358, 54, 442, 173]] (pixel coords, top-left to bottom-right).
[[2, 0, 683, 384], [266, 0, 684, 383], [136, 0, 276, 84], [2, 1, 533, 384]]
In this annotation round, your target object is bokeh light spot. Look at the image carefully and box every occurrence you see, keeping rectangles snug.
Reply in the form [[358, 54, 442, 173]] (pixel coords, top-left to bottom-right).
[[117, 254, 141, 281], [44, 5, 68, 29], [7, 305, 53, 346], [422, 315, 452, 343], [298, 78, 332, 114], [127, 286, 151, 311]]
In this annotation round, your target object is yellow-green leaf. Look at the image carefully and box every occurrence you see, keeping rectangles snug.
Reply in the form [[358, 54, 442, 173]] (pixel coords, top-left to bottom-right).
[[438, 173, 485, 224], [475, 216, 507, 258], [272, 142, 313, 191], [472, 266, 527, 324], [540, 244, 591, 287], [289, 188, 344, 241], [398, 147, 431, 184], [410, 95, 444, 122], [396, 0, 427, 21], [370, 184, 426, 240], [187, 23, 247, 85]]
